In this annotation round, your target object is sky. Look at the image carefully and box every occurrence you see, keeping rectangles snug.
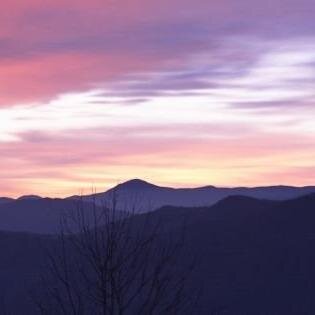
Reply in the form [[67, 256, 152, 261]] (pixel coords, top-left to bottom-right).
[[1, 0, 315, 197]]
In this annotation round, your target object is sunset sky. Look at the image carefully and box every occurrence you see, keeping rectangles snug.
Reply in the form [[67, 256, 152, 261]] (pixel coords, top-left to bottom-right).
[[1, 0, 315, 197]]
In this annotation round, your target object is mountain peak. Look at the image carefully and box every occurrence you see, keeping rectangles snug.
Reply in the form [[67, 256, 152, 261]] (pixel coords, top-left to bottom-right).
[[116, 179, 158, 190], [17, 195, 42, 201]]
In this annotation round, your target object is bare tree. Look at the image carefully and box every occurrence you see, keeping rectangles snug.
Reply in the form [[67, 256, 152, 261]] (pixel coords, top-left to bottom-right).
[[33, 192, 196, 315]]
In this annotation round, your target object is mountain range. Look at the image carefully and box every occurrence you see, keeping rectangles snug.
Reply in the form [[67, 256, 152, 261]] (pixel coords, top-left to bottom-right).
[[1, 179, 315, 233], [72, 179, 315, 210], [1, 192, 315, 313]]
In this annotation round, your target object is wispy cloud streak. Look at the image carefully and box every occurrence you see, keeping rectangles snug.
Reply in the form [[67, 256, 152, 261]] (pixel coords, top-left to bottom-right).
[[1, 0, 315, 196]]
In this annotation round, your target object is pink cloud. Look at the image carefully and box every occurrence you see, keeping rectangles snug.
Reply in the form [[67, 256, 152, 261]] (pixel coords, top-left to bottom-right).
[[0, 51, 169, 105], [1, 0, 314, 106], [1, 0, 315, 196]]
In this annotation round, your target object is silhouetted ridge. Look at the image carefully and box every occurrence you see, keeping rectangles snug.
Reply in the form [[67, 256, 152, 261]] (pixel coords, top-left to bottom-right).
[[214, 195, 277, 208], [17, 195, 42, 200], [0, 197, 106, 233], [2, 190, 315, 313], [115, 179, 159, 190]]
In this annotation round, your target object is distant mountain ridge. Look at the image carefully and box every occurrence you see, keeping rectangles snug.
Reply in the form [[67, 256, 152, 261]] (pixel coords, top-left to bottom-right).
[[69, 179, 315, 212], [0, 198, 105, 234], [2, 192, 315, 313], [4, 179, 315, 205], [1, 179, 315, 233], [17, 194, 43, 201]]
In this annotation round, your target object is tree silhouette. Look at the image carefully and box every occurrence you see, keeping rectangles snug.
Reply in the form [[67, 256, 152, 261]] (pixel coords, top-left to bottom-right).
[[33, 193, 196, 315]]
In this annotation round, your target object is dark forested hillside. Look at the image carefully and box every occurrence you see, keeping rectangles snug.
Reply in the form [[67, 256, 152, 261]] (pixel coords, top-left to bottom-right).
[[1, 193, 315, 314]]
